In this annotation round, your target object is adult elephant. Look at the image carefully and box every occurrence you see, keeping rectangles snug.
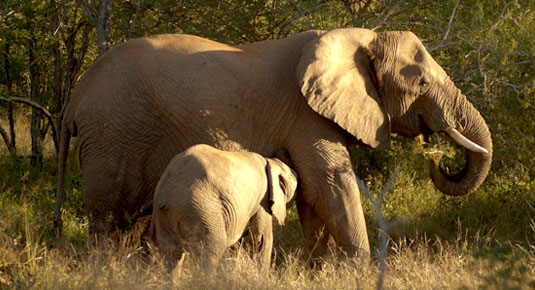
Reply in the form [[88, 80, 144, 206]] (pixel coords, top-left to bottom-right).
[[55, 28, 492, 259]]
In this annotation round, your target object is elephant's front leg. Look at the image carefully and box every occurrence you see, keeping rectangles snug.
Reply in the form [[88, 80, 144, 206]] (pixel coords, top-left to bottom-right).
[[295, 198, 337, 263], [289, 139, 370, 261], [248, 208, 273, 271]]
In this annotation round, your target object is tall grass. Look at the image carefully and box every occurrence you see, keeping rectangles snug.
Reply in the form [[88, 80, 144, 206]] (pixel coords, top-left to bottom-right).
[[1, 110, 535, 289], [1, 209, 533, 289]]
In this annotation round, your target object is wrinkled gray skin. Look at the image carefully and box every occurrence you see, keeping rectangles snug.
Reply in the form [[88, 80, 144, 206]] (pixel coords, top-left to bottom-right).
[[149, 144, 297, 270], [56, 28, 492, 260]]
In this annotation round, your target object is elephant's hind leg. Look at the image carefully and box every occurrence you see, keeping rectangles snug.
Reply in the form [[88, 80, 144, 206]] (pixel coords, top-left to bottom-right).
[[82, 154, 130, 244], [180, 210, 227, 273]]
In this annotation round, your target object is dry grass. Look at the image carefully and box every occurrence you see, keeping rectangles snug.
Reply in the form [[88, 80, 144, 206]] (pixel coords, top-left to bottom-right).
[[1, 221, 534, 290]]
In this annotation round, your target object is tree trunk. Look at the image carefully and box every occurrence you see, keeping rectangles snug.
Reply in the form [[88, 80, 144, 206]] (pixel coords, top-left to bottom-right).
[[52, 14, 63, 116], [0, 125, 16, 158], [58, 7, 92, 132], [97, 0, 113, 56], [28, 38, 46, 166], [3, 42, 16, 154]]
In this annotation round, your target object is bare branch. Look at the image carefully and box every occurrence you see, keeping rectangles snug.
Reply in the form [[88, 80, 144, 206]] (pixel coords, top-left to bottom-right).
[[0, 124, 16, 158], [126, 0, 141, 40], [0, 96, 59, 154], [357, 165, 401, 290], [463, 83, 485, 97], [277, 2, 326, 38], [76, 0, 97, 21], [521, 195, 535, 213], [40, 0, 75, 17], [2, 0, 9, 17], [442, 0, 461, 42], [8, 102, 15, 149], [427, 0, 461, 53], [488, 0, 515, 31], [372, 0, 403, 31]]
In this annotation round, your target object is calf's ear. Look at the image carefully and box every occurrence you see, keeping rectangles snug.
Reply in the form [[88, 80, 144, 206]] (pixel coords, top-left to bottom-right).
[[266, 159, 288, 226]]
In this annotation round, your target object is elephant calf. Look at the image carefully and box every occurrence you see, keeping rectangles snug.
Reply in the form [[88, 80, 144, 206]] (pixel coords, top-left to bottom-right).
[[149, 144, 298, 270]]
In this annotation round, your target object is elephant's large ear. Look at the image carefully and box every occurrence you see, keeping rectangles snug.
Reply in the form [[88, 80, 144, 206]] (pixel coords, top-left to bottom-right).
[[297, 28, 390, 149], [266, 159, 294, 226]]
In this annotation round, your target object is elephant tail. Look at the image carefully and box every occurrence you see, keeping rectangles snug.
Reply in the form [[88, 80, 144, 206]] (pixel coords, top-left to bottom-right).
[[53, 121, 73, 236]]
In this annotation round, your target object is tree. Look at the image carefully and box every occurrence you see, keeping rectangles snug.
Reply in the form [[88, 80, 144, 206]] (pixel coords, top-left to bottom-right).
[[0, 0, 95, 164]]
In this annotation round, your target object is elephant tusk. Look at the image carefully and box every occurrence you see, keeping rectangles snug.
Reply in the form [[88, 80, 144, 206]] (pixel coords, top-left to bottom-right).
[[445, 127, 489, 154]]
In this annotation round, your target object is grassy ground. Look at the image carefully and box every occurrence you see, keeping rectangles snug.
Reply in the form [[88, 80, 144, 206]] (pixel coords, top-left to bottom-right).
[[1, 112, 534, 289]]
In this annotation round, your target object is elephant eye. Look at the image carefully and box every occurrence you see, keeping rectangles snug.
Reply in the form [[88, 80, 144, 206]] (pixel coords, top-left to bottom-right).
[[419, 78, 428, 87], [419, 77, 430, 93]]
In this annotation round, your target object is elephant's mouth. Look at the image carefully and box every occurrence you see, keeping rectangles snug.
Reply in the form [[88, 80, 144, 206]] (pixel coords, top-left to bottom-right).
[[417, 114, 435, 138]]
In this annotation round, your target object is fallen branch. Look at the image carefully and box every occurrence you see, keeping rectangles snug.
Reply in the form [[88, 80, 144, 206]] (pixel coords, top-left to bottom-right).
[[0, 96, 59, 154]]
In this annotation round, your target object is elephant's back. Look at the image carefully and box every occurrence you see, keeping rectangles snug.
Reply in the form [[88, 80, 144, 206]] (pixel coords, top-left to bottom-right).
[[67, 33, 249, 137], [182, 145, 267, 186], [86, 33, 243, 80], [139, 34, 242, 53], [68, 33, 241, 102]]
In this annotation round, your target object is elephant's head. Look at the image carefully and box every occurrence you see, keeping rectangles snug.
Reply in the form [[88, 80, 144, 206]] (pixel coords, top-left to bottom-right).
[[266, 158, 298, 225], [297, 28, 492, 196]]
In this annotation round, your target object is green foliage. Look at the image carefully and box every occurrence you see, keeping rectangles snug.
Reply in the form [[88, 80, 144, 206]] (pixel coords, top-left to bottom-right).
[[0, 153, 86, 249]]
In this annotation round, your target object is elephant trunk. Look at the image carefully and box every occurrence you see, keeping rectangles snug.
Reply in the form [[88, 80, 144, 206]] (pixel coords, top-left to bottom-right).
[[429, 96, 493, 196]]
